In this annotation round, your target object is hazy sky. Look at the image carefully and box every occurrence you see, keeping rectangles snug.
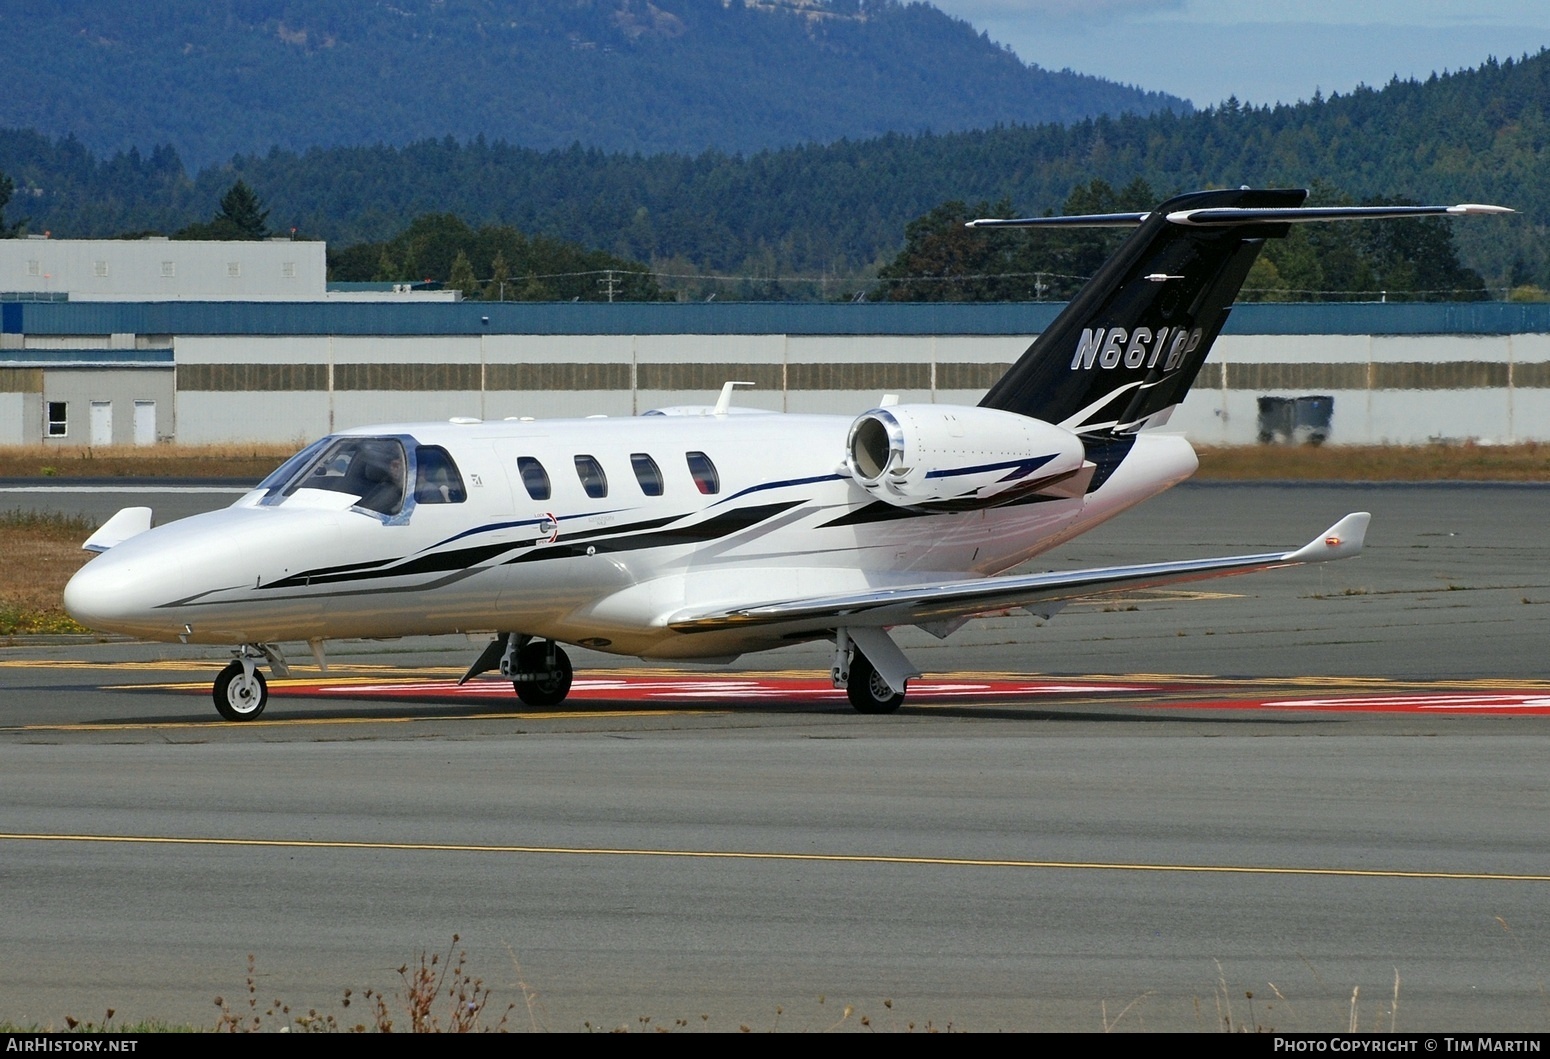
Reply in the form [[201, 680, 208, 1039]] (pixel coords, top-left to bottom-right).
[[927, 0, 1550, 108]]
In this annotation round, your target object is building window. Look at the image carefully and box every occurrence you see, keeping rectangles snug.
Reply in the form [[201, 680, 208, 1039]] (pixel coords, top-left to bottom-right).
[[27, 260, 40, 277], [46, 402, 67, 437], [161, 261, 175, 278], [630, 453, 664, 496], [227, 262, 241, 278], [574, 455, 608, 499], [94, 260, 108, 278], [686, 451, 720, 495], [282, 262, 296, 279]]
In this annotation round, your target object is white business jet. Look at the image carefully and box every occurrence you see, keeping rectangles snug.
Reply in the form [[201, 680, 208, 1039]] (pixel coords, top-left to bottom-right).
[[63, 189, 1509, 719]]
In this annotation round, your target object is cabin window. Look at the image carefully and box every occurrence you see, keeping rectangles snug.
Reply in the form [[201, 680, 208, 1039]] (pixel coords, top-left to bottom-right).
[[574, 455, 608, 499], [686, 451, 720, 495], [413, 446, 467, 504], [517, 457, 551, 501], [630, 453, 664, 496]]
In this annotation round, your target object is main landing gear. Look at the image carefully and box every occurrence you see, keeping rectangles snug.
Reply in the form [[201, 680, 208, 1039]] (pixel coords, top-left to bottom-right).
[[831, 626, 919, 715], [460, 633, 574, 707], [845, 650, 905, 714]]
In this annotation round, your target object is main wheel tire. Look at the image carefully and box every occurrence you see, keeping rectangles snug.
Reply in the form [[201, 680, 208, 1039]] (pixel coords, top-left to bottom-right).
[[513, 642, 573, 707], [214, 660, 268, 721], [846, 651, 904, 714]]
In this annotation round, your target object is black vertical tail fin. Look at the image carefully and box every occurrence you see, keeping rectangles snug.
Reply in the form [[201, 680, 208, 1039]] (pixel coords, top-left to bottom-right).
[[977, 188, 1306, 435]]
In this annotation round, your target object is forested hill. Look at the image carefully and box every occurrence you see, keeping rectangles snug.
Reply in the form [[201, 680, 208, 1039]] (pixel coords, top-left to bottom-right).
[[0, 0, 1183, 168], [3, 48, 1549, 293]]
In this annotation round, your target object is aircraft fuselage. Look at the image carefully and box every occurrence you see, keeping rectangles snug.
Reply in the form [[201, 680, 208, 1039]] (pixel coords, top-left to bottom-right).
[[63, 409, 1196, 661]]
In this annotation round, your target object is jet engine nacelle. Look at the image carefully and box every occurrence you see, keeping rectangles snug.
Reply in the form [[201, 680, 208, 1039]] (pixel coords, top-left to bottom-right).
[[844, 404, 1087, 506]]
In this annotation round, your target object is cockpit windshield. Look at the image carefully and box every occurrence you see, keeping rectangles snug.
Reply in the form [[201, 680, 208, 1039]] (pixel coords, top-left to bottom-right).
[[268, 437, 409, 516]]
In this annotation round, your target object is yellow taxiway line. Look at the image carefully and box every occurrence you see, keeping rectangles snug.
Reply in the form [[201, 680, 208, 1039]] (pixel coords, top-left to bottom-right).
[[1, 831, 1546, 883], [1, 708, 701, 732]]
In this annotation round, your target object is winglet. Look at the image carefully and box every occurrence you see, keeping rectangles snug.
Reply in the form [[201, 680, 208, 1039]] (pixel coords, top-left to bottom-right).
[[82, 507, 153, 553], [1282, 512, 1370, 563]]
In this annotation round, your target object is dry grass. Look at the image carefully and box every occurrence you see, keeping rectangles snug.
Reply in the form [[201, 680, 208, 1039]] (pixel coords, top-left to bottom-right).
[[214, 935, 517, 1033], [0, 511, 95, 634], [0, 443, 296, 480], [1196, 441, 1550, 481]]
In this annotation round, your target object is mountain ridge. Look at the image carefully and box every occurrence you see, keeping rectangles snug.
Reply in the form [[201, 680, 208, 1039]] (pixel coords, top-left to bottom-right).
[[0, 0, 1186, 168]]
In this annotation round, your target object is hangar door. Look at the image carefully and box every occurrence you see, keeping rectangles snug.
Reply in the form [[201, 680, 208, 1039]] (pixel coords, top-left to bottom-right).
[[89, 401, 112, 446], [133, 401, 156, 445]]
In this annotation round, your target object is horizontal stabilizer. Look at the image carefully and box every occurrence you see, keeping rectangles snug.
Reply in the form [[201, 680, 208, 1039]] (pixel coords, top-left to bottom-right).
[[1166, 203, 1513, 226], [966, 212, 1149, 229], [82, 507, 153, 553], [668, 513, 1369, 634], [966, 203, 1512, 229]]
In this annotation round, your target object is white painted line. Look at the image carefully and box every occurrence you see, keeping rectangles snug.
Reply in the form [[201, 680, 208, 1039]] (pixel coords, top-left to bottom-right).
[[0, 486, 248, 494]]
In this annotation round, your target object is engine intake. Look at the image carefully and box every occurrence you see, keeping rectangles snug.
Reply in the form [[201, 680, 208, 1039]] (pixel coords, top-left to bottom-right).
[[845, 405, 1086, 507]]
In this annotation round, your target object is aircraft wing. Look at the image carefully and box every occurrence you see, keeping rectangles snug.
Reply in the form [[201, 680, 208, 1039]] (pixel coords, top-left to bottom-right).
[[667, 512, 1368, 634]]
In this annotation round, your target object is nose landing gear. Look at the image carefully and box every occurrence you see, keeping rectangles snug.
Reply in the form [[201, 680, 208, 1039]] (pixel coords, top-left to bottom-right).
[[212, 644, 286, 721]]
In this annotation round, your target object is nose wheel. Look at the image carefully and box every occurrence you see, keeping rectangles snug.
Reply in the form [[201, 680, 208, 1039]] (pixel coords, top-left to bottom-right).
[[213, 659, 269, 721]]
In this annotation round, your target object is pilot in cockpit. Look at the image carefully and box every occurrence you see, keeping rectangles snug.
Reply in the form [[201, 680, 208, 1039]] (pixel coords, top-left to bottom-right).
[[355, 444, 406, 516]]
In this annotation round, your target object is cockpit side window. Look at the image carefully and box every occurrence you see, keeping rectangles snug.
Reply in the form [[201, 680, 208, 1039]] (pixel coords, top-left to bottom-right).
[[630, 453, 664, 496], [278, 437, 407, 516], [686, 451, 720, 495], [414, 446, 467, 504], [574, 455, 608, 499], [517, 457, 551, 501], [348, 440, 408, 515]]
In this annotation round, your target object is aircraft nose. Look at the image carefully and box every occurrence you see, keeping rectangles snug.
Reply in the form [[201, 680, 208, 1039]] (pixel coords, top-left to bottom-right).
[[64, 552, 160, 635]]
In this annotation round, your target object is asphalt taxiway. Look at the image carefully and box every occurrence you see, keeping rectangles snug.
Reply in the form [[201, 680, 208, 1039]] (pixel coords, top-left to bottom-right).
[[2, 481, 1548, 1031]]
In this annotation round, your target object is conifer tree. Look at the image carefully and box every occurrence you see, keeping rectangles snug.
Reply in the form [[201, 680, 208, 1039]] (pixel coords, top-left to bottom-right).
[[449, 249, 481, 299], [217, 180, 270, 240], [0, 172, 24, 237]]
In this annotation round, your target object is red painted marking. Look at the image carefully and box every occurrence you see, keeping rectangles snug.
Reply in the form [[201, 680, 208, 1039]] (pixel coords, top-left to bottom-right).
[[1152, 693, 1550, 714], [274, 677, 1151, 705], [251, 676, 1550, 714]]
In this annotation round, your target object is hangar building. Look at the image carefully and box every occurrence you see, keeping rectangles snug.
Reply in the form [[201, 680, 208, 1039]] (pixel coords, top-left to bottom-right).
[[2, 238, 1547, 447]]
